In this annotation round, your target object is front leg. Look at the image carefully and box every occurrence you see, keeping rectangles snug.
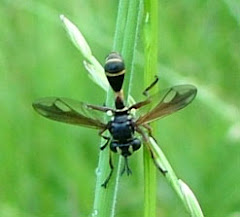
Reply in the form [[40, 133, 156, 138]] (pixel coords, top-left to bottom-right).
[[101, 151, 114, 188]]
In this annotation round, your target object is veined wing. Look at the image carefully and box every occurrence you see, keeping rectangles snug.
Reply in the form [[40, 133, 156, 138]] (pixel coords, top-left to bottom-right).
[[133, 85, 197, 125], [32, 97, 107, 129]]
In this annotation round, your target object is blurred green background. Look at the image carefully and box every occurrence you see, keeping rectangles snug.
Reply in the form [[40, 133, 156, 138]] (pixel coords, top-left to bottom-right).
[[1, 0, 240, 217]]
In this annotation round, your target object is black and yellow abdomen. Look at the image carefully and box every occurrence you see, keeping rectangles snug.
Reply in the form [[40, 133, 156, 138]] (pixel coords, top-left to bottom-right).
[[104, 52, 125, 92]]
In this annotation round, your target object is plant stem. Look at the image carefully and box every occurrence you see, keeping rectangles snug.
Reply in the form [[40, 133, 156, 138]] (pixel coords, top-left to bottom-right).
[[121, 0, 143, 97], [143, 0, 158, 217], [93, 1, 143, 216]]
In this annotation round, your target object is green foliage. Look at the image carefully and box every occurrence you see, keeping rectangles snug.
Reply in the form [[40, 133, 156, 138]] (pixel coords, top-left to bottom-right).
[[0, 0, 239, 217]]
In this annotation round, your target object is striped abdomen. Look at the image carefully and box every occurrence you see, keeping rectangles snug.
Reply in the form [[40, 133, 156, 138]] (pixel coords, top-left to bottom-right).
[[104, 52, 126, 109]]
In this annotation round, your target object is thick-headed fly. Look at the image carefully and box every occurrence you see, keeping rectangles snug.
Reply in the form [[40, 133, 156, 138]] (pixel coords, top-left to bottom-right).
[[33, 52, 197, 187]]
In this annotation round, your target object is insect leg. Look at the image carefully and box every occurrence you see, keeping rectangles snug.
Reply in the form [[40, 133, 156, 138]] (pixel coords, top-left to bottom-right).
[[99, 126, 111, 150], [142, 76, 159, 96], [142, 123, 154, 138], [100, 137, 110, 150], [101, 151, 114, 188], [121, 157, 132, 176], [128, 76, 159, 111], [147, 144, 167, 174], [136, 127, 167, 175]]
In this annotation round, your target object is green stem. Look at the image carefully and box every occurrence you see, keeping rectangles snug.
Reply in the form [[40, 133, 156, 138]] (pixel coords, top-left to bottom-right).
[[121, 0, 143, 97], [143, 0, 158, 217], [113, 0, 129, 52], [93, 1, 143, 216]]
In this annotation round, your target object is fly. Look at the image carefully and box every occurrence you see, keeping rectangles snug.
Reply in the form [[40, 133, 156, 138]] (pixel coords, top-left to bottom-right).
[[32, 52, 197, 187]]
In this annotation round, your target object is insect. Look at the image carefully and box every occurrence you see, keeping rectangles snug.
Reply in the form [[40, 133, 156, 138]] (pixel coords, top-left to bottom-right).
[[33, 52, 197, 188]]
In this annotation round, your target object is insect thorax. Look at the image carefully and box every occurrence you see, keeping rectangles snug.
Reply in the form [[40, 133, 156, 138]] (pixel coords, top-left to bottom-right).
[[108, 113, 141, 157]]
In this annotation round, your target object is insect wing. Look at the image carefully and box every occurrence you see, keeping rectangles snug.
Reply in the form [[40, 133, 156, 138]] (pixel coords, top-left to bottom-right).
[[32, 97, 106, 129], [135, 85, 197, 125]]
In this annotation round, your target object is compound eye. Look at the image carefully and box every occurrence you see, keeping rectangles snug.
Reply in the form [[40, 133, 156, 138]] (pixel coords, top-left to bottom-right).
[[110, 142, 118, 153], [132, 139, 141, 151]]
